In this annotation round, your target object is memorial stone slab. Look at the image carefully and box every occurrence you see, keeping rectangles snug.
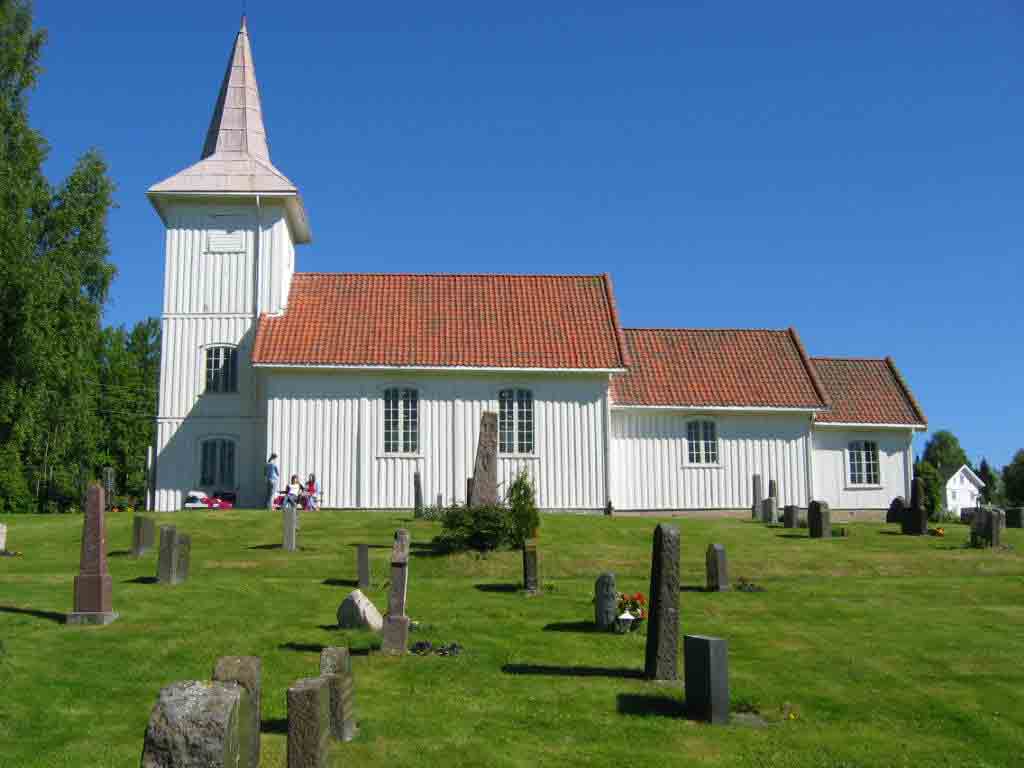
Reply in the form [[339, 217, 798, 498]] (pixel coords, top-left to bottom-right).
[[282, 505, 298, 552], [991, 509, 1005, 547], [287, 677, 331, 768], [808, 500, 831, 539], [768, 479, 778, 501], [522, 539, 540, 594], [413, 471, 423, 517], [902, 479, 928, 535], [1007, 508, 1023, 529], [0, 522, 5, 552], [157, 525, 178, 584], [783, 505, 798, 529], [468, 412, 498, 507], [751, 474, 763, 520], [705, 543, 729, 592], [337, 589, 383, 631], [684, 635, 729, 725], [174, 534, 192, 583], [132, 516, 156, 557], [212, 656, 262, 768], [382, 615, 410, 655], [604, 499, 614, 516], [68, 484, 118, 625], [760, 497, 777, 524], [140, 680, 241, 768], [594, 573, 617, 629], [357, 544, 370, 589], [320, 649, 357, 742], [319, 647, 352, 676], [887, 497, 907, 526], [644, 523, 681, 681]]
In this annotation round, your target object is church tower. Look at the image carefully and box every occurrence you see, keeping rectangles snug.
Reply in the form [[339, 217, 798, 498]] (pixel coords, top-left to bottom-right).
[[147, 17, 310, 511]]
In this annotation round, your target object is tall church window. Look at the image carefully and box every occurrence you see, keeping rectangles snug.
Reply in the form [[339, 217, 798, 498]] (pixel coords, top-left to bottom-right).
[[848, 441, 880, 485], [200, 438, 235, 487], [205, 346, 238, 393], [686, 420, 719, 464], [384, 388, 419, 453], [499, 389, 534, 454]]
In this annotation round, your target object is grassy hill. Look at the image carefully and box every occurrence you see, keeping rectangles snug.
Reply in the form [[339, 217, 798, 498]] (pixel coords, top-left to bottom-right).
[[1, 510, 1022, 767]]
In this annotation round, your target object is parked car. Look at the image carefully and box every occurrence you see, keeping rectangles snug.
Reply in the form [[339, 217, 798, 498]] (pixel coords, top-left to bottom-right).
[[182, 490, 234, 510]]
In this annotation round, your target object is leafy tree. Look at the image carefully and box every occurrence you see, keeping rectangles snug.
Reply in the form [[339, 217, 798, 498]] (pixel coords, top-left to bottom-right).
[[1004, 450, 1024, 507], [976, 458, 1002, 505], [921, 431, 970, 483], [913, 459, 945, 520]]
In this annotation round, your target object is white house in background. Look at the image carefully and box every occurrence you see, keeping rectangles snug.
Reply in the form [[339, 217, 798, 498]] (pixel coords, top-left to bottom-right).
[[147, 18, 928, 514], [945, 465, 984, 516]]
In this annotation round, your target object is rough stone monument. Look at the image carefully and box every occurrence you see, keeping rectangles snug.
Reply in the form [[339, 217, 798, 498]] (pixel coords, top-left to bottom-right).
[[902, 478, 928, 535], [140, 680, 242, 768], [132, 516, 156, 557], [522, 538, 540, 595], [808, 500, 831, 539], [357, 544, 370, 589], [157, 526, 190, 585], [887, 496, 907, 526], [413, 471, 424, 517], [68, 484, 119, 625], [382, 529, 411, 654], [751, 474, 763, 520], [282, 504, 298, 552], [760, 497, 776, 524], [287, 677, 331, 768], [320, 647, 357, 742], [212, 656, 261, 768], [783, 505, 798, 529], [684, 634, 729, 724], [594, 572, 617, 629], [705, 543, 729, 592], [644, 523, 680, 681], [972, 508, 1005, 548], [337, 589, 383, 631], [468, 412, 498, 507]]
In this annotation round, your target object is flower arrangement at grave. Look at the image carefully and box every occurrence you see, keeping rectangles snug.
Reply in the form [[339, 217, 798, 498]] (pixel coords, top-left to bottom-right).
[[613, 591, 646, 632]]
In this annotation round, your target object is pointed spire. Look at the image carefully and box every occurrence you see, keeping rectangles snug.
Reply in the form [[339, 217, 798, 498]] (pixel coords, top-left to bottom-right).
[[201, 16, 269, 161]]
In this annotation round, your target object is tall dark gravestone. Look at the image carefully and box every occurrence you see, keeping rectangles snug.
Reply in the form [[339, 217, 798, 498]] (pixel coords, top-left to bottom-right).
[[751, 475, 763, 520], [468, 412, 498, 507], [132, 516, 156, 557], [768, 479, 778, 501], [808, 500, 831, 539], [357, 544, 370, 589], [705, 543, 729, 592], [522, 539, 540, 595], [382, 529, 411, 654], [783, 505, 798, 529], [1007, 508, 1023, 529], [644, 524, 681, 681], [67, 484, 118, 625], [903, 478, 928, 535], [760, 497, 777, 524], [413, 471, 423, 517], [684, 635, 729, 724], [594, 573, 617, 630], [887, 497, 907, 526]]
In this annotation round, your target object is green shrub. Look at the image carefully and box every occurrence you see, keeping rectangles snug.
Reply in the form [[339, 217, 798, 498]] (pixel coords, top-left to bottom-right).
[[0, 443, 33, 514], [506, 469, 539, 547], [435, 503, 512, 552]]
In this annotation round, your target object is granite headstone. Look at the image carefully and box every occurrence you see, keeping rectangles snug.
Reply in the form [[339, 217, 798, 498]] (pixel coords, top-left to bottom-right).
[[287, 677, 331, 768], [594, 572, 617, 629], [468, 412, 498, 507], [68, 484, 118, 625], [684, 635, 729, 725], [705, 543, 729, 592], [644, 524, 681, 681], [808, 500, 831, 539], [212, 656, 261, 768], [522, 538, 540, 595], [140, 680, 241, 768]]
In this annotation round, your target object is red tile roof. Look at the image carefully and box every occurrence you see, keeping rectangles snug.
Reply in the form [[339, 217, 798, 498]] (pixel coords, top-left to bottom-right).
[[811, 357, 927, 426], [251, 272, 630, 370], [611, 328, 830, 409]]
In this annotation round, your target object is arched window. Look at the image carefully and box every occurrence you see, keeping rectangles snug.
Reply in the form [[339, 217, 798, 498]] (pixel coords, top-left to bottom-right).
[[499, 389, 534, 454], [200, 438, 235, 487], [686, 420, 718, 464], [205, 345, 238, 393], [848, 441, 880, 485], [384, 388, 419, 453]]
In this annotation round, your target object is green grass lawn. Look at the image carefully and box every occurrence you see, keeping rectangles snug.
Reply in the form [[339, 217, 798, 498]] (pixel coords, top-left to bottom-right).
[[1, 510, 1022, 768]]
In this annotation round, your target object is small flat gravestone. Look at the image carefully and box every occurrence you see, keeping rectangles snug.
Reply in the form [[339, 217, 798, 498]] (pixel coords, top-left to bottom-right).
[[357, 544, 370, 589], [337, 589, 383, 631], [751, 474, 763, 520], [522, 539, 540, 595], [287, 677, 331, 768], [212, 656, 261, 768], [644, 523, 681, 681], [684, 635, 729, 725], [320, 647, 357, 742], [808, 500, 831, 539], [705, 543, 729, 592], [140, 680, 242, 768], [468, 412, 498, 507], [783, 505, 798, 529], [132, 516, 156, 557], [68, 484, 118, 625], [760, 497, 776, 524], [594, 573, 617, 629]]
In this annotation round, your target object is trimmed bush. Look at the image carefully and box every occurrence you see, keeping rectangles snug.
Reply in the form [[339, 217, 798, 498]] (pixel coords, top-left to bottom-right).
[[435, 504, 512, 552], [506, 470, 539, 547]]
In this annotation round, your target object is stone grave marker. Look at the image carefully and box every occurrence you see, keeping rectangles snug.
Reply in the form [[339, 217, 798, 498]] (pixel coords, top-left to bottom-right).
[[0, 522, 7, 552], [413, 471, 424, 517], [604, 499, 614, 516], [382, 528, 411, 654], [684, 635, 729, 724], [1007, 508, 1023, 529], [175, 534, 192, 582], [466, 477, 474, 505], [903, 478, 928, 535], [67, 484, 118, 625], [132, 516, 156, 557], [282, 504, 298, 552], [751, 474, 763, 520], [522, 538, 540, 595], [594, 573, 617, 629], [972, 508, 1005, 547], [760, 497, 776, 524], [644, 523, 680, 681], [705, 543, 729, 592], [887, 497, 906, 526], [287, 677, 331, 768], [141, 680, 242, 768], [357, 544, 370, 589], [808, 500, 831, 539], [991, 509, 1006, 547], [768, 478, 778, 501], [157, 525, 189, 585], [212, 656, 261, 768], [337, 589, 383, 631], [320, 647, 357, 742], [468, 412, 498, 507], [102, 466, 115, 508], [783, 505, 798, 529]]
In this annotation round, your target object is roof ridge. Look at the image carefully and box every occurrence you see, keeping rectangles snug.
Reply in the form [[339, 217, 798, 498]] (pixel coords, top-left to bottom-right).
[[293, 271, 608, 278], [810, 355, 888, 362], [623, 327, 791, 333]]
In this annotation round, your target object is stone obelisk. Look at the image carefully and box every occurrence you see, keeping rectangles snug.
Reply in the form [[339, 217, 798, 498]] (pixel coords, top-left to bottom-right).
[[67, 483, 119, 625]]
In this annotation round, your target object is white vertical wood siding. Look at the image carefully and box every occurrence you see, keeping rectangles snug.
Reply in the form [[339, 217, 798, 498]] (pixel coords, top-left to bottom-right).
[[812, 428, 912, 509], [610, 410, 811, 510], [265, 371, 608, 510]]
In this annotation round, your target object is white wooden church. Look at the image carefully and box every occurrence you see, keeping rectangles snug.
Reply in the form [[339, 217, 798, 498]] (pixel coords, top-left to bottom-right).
[[149, 19, 927, 514]]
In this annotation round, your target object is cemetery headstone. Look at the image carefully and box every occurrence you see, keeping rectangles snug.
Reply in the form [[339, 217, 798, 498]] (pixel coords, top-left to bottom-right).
[[903, 478, 928, 535], [132, 516, 156, 557], [973, 508, 1005, 547], [319, 647, 357, 742], [684, 635, 729, 725], [594, 573, 617, 629], [808, 500, 831, 539], [887, 497, 906, 526], [604, 499, 614, 516], [102, 467, 115, 509], [0, 522, 6, 552], [1007, 508, 1023, 529], [287, 677, 331, 768], [522, 538, 540, 595], [751, 474, 763, 520], [705, 543, 729, 592], [468, 412, 498, 506], [413, 471, 423, 517], [357, 544, 370, 589], [282, 504, 298, 552], [435, 493, 443, 508], [760, 497, 776, 524], [991, 509, 1006, 547], [140, 680, 242, 768], [466, 477, 474, 505], [157, 525, 190, 585], [382, 528, 411, 654], [68, 484, 118, 625], [783, 505, 798, 529], [212, 656, 262, 768], [175, 534, 192, 582], [768, 478, 778, 501], [644, 523, 681, 681], [337, 589, 383, 631]]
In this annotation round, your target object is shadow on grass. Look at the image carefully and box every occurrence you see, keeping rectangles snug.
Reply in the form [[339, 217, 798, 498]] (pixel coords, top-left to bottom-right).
[[502, 664, 644, 680], [350, 543, 392, 550], [107, 550, 133, 557], [543, 621, 602, 634], [317, 624, 340, 632], [261, 718, 287, 735], [279, 642, 325, 653], [322, 578, 358, 588], [409, 544, 448, 559], [775, 534, 808, 539], [616, 693, 687, 718], [0, 606, 66, 624], [878, 531, 905, 536], [248, 543, 281, 550], [124, 576, 159, 584], [680, 585, 708, 593], [475, 584, 520, 594]]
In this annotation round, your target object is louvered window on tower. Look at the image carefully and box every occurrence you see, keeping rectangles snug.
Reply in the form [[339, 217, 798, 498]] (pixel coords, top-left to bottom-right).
[[205, 346, 238, 394], [205, 215, 246, 253]]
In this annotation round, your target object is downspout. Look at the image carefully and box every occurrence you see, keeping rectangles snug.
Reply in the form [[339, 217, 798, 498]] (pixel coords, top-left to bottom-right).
[[604, 374, 613, 509]]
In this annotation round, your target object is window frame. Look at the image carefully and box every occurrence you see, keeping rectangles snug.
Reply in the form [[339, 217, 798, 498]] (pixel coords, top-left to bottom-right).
[[847, 440, 882, 487], [684, 419, 720, 467], [198, 436, 237, 489], [498, 388, 536, 456], [203, 344, 239, 395], [382, 387, 420, 455]]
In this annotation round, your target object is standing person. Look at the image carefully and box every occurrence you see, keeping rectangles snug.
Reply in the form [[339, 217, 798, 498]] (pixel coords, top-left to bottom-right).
[[265, 454, 280, 511], [305, 473, 318, 511]]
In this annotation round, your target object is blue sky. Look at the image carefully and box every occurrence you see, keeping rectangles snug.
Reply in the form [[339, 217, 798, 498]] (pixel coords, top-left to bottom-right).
[[32, 1, 1022, 466]]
